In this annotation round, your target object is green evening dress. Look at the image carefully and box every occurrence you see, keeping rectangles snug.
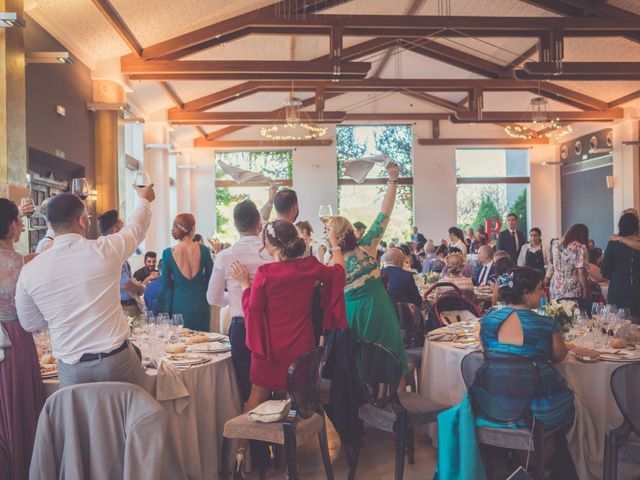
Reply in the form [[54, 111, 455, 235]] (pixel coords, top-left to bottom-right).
[[344, 212, 408, 373], [158, 244, 213, 332]]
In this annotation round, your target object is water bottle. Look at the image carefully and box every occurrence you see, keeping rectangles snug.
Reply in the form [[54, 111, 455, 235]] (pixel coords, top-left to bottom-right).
[[538, 297, 546, 316]]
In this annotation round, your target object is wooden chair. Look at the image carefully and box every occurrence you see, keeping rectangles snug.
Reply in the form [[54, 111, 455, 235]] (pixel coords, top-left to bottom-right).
[[348, 341, 446, 480], [461, 351, 561, 480], [221, 347, 333, 480], [604, 363, 640, 480]]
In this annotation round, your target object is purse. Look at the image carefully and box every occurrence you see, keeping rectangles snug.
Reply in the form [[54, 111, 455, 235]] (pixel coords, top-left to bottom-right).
[[247, 399, 292, 423]]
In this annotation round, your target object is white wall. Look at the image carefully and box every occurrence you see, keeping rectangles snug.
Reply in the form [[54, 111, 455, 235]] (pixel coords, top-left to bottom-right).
[[187, 148, 216, 239]]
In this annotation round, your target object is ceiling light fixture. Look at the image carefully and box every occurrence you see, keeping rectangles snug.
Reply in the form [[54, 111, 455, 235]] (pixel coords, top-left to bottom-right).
[[260, 96, 327, 141], [27, 51, 73, 64], [504, 96, 573, 142], [0, 12, 25, 28]]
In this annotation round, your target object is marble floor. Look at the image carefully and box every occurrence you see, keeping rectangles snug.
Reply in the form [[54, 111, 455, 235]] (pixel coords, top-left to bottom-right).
[[246, 420, 438, 479]]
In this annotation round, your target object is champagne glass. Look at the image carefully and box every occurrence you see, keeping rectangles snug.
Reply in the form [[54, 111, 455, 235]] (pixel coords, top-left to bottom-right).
[[134, 171, 151, 188], [71, 178, 90, 200], [318, 205, 333, 225], [20, 197, 34, 217]]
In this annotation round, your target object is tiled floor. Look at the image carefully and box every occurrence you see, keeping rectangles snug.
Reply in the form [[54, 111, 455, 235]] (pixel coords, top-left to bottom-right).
[[247, 420, 437, 479]]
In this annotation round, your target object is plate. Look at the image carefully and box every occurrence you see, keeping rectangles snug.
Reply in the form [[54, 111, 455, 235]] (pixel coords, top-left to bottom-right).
[[207, 332, 226, 342], [162, 353, 210, 365], [188, 342, 231, 354], [599, 353, 640, 362]]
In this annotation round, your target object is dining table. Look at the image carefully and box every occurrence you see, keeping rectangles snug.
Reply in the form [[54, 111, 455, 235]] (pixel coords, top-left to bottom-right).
[[40, 331, 243, 480], [420, 327, 640, 480]]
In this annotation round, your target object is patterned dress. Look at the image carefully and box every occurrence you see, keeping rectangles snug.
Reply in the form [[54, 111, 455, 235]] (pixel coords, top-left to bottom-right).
[[344, 213, 408, 373], [0, 249, 44, 480], [549, 239, 587, 301]]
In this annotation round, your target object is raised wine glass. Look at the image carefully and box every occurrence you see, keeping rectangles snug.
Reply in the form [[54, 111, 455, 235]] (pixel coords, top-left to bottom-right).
[[134, 171, 151, 188], [318, 205, 333, 225], [71, 178, 90, 200]]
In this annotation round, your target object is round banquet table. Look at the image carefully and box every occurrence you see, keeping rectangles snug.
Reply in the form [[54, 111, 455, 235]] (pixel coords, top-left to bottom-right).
[[419, 338, 639, 480], [43, 352, 242, 480]]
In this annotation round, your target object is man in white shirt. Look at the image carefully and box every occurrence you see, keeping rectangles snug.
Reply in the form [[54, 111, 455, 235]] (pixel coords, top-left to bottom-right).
[[207, 199, 272, 402], [16, 185, 155, 390]]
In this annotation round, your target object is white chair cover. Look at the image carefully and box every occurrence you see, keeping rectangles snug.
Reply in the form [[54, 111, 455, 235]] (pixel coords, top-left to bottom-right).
[[30, 382, 167, 480]]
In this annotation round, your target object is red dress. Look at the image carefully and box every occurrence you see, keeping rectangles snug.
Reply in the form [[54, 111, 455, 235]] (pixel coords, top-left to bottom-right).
[[241, 256, 347, 392]]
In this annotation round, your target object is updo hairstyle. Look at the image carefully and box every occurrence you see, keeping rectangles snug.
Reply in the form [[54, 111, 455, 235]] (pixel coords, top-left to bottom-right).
[[327, 216, 358, 252], [497, 266, 543, 305], [263, 219, 307, 259], [171, 213, 196, 240]]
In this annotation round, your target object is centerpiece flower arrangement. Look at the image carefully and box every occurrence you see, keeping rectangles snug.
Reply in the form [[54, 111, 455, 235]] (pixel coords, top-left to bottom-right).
[[544, 300, 577, 333], [127, 315, 145, 331], [424, 272, 440, 284]]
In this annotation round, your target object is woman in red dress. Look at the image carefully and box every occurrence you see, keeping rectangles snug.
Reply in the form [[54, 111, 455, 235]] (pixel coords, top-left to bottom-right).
[[229, 219, 346, 476]]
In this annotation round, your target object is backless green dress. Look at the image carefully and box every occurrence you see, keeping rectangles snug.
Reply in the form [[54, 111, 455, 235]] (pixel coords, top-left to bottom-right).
[[344, 212, 408, 373]]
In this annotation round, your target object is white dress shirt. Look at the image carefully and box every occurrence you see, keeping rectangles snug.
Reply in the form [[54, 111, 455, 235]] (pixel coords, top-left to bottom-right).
[[207, 236, 273, 318], [16, 200, 151, 364], [35, 228, 54, 253]]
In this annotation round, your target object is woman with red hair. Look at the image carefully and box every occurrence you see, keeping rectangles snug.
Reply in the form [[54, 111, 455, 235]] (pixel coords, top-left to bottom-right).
[[158, 213, 213, 331]]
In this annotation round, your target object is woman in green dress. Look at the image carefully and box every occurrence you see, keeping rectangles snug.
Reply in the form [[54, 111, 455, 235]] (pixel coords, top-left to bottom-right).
[[328, 162, 408, 373], [157, 213, 213, 331]]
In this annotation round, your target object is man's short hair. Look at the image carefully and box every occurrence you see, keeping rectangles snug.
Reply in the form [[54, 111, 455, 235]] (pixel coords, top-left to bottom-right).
[[353, 221, 367, 231], [478, 245, 494, 259], [97, 210, 119, 235], [233, 199, 261, 234], [273, 189, 298, 215], [46, 193, 86, 231], [506, 212, 518, 221], [144, 251, 157, 260]]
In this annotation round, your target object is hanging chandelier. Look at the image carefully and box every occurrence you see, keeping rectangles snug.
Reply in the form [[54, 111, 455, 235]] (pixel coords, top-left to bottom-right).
[[260, 97, 327, 141], [504, 97, 573, 142]]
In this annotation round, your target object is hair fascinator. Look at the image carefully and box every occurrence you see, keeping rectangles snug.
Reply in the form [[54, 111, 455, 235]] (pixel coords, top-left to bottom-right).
[[497, 272, 514, 289], [175, 223, 188, 233], [266, 223, 276, 240]]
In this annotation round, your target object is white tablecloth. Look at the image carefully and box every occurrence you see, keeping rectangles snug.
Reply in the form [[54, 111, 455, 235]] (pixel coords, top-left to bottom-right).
[[420, 340, 637, 480], [43, 353, 242, 480]]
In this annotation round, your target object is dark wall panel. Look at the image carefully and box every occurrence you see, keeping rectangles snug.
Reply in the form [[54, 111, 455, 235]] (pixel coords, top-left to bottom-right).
[[561, 159, 613, 248]]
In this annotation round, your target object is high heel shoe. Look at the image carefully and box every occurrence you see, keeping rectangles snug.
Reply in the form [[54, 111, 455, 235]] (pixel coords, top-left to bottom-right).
[[232, 448, 246, 480]]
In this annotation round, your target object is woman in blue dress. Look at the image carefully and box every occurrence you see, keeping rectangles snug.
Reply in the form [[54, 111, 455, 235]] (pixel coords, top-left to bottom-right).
[[157, 213, 213, 331]]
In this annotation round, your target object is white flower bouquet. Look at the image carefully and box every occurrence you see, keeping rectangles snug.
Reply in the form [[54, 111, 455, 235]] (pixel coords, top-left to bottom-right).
[[544, 300, 577, 333]]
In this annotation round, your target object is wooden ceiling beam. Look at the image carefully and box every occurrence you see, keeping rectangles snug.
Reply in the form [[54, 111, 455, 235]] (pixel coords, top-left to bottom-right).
[[608, 90, 640, 108], [91, 0, 143, 56], [121, 57, 371, 75], [344, 113, 451, 121], [452, 108, 623, 123], [515, 70, 640, 81], [204, 126, 247, 141], [169, 111, 346, 125], [129, 72, 369, 81], [181, 82, 259, 112], [195, 139, 333, 148], [524, 61, 640, 76], [158, 81, 184, 109]]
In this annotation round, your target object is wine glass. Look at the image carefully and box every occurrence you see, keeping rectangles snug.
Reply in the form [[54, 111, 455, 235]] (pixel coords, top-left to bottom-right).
[[172, 314, 184, 330], [20, 197, 34, 217], [318, 205, 333, 225], [134, 171, 151, 188], [618, 308, 631, 321], [71, 178, 90, 200]]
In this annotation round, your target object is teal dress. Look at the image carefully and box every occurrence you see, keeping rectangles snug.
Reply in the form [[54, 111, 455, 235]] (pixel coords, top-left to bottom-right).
[[344, 212, 408, 373], [157, 245, 213, 332], [479, 308, 575, 428]]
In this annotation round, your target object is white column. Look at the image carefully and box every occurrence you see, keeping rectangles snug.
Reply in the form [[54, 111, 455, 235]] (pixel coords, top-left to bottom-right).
[[530, 144, 561, 239], [143, 122, 170, 253], [176, 149, 192, 214], [612, 120, 640, 225], [189, 148, 216, 239]]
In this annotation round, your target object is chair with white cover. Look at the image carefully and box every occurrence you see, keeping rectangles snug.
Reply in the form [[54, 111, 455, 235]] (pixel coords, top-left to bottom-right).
[[29, 382, 167, 480]]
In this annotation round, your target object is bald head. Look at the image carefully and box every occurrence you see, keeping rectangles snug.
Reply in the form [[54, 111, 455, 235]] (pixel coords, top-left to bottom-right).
[[478, 245, 494, 264], [383, 247, 405, 268]]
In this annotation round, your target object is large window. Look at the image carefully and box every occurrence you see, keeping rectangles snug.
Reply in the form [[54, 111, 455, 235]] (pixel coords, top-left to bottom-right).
[[214, 150, 293, 243], [456, 149, 530, 238], [336, 125, 413, 242]]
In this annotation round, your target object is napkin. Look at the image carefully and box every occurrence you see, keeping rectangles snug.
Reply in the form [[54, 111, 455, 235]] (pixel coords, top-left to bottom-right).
[[218, 160, 274, 185], [155, 359, 191, 413], [427, 330, 458, 342], [343, 154, 392, 183], [0, 323, 11, 363]]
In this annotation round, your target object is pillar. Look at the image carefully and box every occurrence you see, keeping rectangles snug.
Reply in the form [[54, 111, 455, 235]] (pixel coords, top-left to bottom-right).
[[0, 0, 29, 252], [143, 121, 170, 253], [92, 79, 125, 215]]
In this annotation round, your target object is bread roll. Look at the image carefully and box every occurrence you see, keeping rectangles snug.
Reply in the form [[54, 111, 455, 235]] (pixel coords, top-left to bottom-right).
[[186, 334, 209, 345], [165, 343, 187, 354], [40, 353, 56, 365], [611, 338, 627, 349]]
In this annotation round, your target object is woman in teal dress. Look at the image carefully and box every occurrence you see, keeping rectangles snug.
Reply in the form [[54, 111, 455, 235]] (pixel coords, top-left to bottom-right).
[[480, 267, 575, 429], [157, 213, 213, 331], [327, 162, 408, 373]]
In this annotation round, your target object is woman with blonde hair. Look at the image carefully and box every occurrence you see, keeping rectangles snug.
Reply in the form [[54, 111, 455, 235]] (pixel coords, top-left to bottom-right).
[[327, 162, 408, 373], [158, 213, 213, 331], [435, 252, 474, 300]]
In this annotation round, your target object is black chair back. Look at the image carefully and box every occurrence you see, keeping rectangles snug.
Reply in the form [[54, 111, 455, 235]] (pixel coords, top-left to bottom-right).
[[394, 302, 424, 348], [355, 341, 402, 410], [610, 363, 640, 437], [461, 351, 539, 425], [287, 347, 323, 419]]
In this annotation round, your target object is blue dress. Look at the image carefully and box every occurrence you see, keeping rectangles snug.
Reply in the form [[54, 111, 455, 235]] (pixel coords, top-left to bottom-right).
[[480, 308, 575, 428], [157, 245, 213, 332]]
